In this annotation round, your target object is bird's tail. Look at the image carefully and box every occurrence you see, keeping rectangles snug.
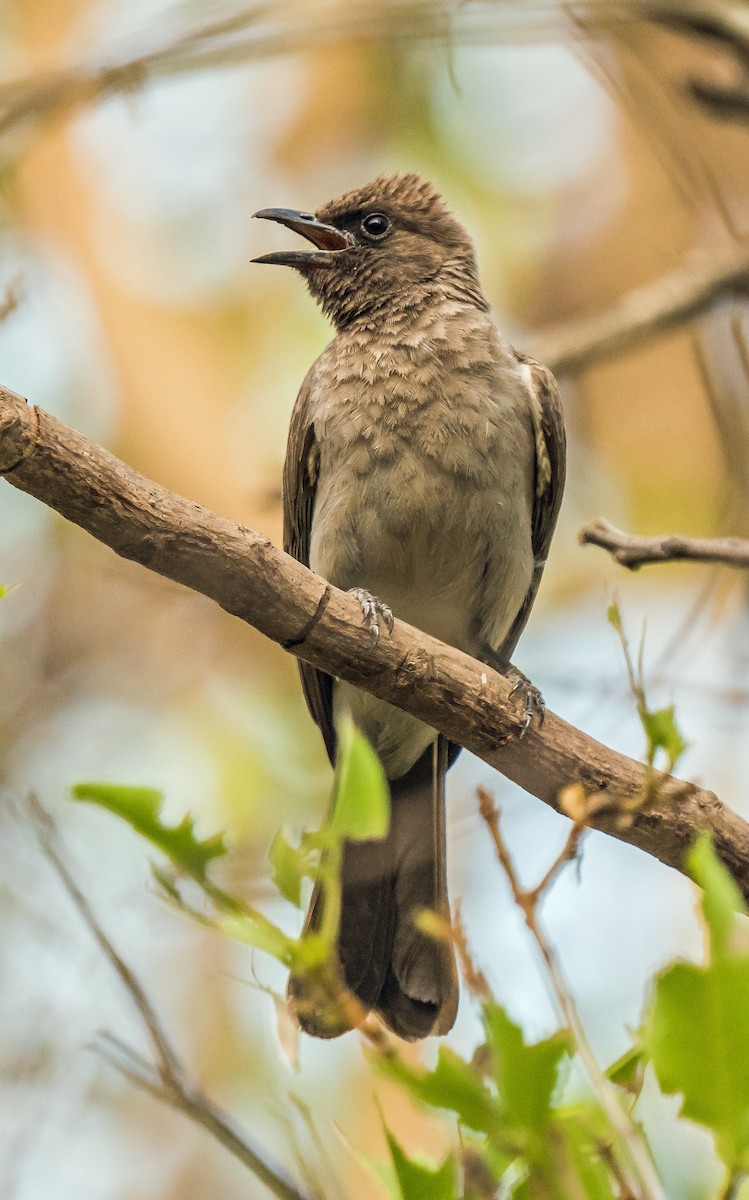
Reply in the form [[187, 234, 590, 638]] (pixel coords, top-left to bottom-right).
[[288, 739, 458, 1040]]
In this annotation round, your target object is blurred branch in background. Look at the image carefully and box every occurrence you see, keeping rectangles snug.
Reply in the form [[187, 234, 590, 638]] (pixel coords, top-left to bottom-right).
[[3, 385, 749, 900], [3, 0, 749, 144], [580, 517, 749, 568], [28, 794, 317, 1200], [631, 0, 749, 118], [529, 241, 749, 375]]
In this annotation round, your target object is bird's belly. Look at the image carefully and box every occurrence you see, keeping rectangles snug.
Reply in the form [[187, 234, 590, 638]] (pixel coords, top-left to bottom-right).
[[310, 454, 533, 780], [311, 456, 531, 654]]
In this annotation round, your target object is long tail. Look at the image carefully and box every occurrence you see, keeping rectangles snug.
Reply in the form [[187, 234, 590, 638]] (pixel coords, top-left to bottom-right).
[[288, 738, 459, 1040]]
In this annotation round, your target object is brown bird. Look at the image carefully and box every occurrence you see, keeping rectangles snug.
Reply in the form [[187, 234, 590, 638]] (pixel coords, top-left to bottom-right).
[[254, 174, 565, 1040]]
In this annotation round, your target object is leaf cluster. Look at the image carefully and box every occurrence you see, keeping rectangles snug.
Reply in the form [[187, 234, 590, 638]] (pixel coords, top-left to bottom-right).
[[72, 725, 749, 1200]]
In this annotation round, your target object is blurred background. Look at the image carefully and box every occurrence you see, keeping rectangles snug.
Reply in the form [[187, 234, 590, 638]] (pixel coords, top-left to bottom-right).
[[1, 1, 748, 1197]]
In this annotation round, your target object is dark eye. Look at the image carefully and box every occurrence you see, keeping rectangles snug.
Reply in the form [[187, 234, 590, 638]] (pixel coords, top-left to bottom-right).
[[360, 212, 390, 240]]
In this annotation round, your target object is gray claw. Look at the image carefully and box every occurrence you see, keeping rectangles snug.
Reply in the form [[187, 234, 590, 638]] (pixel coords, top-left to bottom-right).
[[508, 669, 545, 737], [348, 588, 394, 646]]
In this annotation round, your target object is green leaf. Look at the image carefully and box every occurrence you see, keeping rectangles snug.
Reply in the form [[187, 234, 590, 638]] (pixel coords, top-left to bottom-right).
[[72, 782, 226, 883], [269, 828, 307, 907], [483, 1003, 570, 1130], [0, 582, 16, 599], [219, 909, 294, 964], [386, 1129, 457, 1200], [331, 715, 389, 841], [689, 834, 747, 960], [647, 954, 749, 1167], [559, 1116, 618, 1200], [645, 838, 749, 1166], [381, 1047, 499, 1135], [640, 704, 688, 769], [606, 599, 623, 635], [605, 1042, 646, 1096]]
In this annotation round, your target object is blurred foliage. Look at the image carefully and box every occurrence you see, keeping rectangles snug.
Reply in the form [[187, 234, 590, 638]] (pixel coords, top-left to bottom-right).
[[2, 0, 749, 1197], [71, 746, 749, 1198], [608, 597, 689, 774]]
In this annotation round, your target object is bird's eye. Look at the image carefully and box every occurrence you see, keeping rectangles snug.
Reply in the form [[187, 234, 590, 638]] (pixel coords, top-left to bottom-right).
[[360, 212, 390, 240]]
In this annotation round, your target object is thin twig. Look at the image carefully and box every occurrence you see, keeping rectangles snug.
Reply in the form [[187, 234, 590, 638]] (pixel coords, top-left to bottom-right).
[[478, 787, 666, 1200], [579, 517, 749, 569], [3, 0, 749, 145], [452, 902, 493, 1000], [0, 1, 517, 141], [27, 795, 317, 1200], [28, 794, 183, 1086]]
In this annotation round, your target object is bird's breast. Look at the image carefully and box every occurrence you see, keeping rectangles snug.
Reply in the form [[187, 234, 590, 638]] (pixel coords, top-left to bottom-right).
[[307, 342, 535, 654]]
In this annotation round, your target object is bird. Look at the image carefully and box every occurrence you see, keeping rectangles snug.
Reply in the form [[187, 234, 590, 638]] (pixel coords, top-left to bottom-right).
[[253, 173, 565, 1040]]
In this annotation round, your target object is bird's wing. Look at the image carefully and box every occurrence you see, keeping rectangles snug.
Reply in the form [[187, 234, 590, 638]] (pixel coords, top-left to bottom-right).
[[500, 351, 567, 658], [283, 370, 337, 763]]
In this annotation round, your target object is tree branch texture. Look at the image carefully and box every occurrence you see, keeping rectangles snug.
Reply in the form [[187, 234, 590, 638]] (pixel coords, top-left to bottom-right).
[[3, 385, 749, 900], [580, 517, 749, 569]]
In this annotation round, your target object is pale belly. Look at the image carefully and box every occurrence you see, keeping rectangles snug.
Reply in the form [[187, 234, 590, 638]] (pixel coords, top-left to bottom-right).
[[310, 451, 534, 778]]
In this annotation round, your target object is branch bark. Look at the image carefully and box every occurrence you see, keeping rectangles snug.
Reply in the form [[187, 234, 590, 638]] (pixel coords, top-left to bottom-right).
[[3, 386, 749, 899], [580, 517, 749, 569]]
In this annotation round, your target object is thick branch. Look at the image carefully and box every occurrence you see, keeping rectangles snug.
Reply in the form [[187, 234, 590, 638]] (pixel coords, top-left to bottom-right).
[[580, 517, 749, 569], [529, 242, 749, 376], [3, 385, 749, 898]]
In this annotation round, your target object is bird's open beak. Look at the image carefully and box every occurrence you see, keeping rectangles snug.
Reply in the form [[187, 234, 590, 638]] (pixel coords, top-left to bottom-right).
[[252, 208, 351, 268]]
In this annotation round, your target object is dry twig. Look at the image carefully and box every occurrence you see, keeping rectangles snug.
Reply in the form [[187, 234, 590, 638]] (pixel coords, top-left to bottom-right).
[[579, 517, 749, 569], [27, 795, 316, 1200], [477, 787, 665, 1200], [3, 386, 749, 898]]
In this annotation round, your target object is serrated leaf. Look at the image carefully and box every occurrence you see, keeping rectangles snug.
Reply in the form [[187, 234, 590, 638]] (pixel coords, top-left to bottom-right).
[[644, 836, 749, 1168], [688, 834, 746, 960], [386, 1129, 457, 1200], [483, 1003, 570, 1130], [646, 954, 749, 1167], [381, 1047, 499, 1135], [640, 704, 688, 768], [73, 781, 226, 882], [269, 828, 307, 907], [332, 715, 389, 841]]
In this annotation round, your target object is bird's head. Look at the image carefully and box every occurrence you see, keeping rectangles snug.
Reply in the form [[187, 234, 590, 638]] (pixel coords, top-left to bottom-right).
[[253, 173, 485, 329]]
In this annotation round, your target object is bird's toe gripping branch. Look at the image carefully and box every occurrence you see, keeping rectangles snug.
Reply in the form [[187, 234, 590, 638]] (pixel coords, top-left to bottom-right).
[[348, 587, 395, 646], [481, 644, 546, 738], [507, 666, 546, 736]]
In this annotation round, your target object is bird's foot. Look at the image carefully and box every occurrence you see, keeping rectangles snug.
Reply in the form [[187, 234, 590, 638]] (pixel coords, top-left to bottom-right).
[[506, 666, 545, 737], [348, 588, 394, 646], [481, 646, 545, 738]]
